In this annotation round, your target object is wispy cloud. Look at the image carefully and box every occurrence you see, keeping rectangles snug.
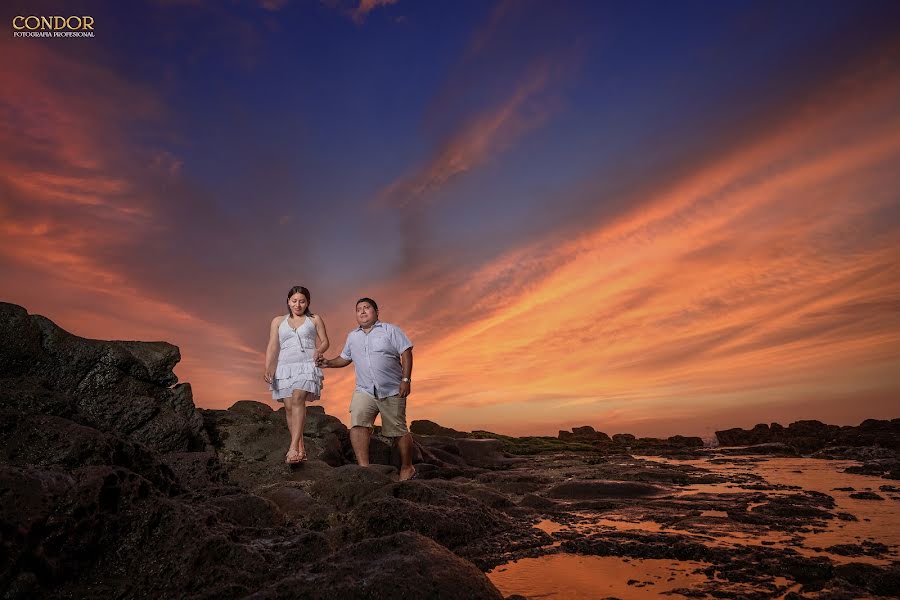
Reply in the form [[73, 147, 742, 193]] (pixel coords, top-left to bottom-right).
[[378, 60, 560, 208], [353, 0, 398, 23], [373, 42, 900, 436], [259, 0, 291, 11], [319, 0, 399, 24], [0, 39, 270, 406]]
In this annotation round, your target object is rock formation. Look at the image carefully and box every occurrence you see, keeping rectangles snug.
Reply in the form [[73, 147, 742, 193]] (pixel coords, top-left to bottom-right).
[[0, 303, 526, 599]]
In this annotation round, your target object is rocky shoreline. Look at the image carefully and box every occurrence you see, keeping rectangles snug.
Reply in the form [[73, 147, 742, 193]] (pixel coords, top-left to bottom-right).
[[2, 302, 898, 599]]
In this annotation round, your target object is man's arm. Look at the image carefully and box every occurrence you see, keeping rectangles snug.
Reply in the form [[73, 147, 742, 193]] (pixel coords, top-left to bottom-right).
[[320, 356, 351, 368], [319, 332, 354, 368], [398, 348, 413, 397]]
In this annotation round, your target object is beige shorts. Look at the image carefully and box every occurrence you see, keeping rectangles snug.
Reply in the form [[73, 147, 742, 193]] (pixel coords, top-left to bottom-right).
[[350, 390, 408, 437]]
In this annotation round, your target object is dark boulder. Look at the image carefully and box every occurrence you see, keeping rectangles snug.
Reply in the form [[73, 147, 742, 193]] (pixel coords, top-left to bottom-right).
[[200, 401, 351, 488], [410, 419, 468, 438], [0, 302, 208, 453], [247, 532, 504, 600], [546, 480, 669, 499], [560, 425, 612, 442], [834, 418, 900, 449], [716, 423, 774, 447], [346, 480, 515, 549], [715, 418, 899, 454]]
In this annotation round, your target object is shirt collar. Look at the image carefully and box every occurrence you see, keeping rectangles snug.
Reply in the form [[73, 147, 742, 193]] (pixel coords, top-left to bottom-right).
[[356, 320, 383, 332]]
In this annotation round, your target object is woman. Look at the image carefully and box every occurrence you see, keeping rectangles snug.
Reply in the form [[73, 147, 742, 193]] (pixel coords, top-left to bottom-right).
[[264, 286, 329, 463]]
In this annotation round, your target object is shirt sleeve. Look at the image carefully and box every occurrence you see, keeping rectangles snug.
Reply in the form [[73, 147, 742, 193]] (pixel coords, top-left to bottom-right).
[[340, 332, 353, 361], [390, 325, 413, 354]]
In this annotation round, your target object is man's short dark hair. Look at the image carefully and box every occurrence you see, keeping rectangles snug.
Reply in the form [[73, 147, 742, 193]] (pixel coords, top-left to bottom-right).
[[356, 297, 378, 312]]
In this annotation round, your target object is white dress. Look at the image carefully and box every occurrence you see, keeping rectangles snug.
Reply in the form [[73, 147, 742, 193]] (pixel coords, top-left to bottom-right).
[[270, 315, 324, 401]]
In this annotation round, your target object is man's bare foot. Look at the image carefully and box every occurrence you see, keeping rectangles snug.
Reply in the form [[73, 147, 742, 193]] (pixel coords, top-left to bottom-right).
[[399, 466, 417, 481]]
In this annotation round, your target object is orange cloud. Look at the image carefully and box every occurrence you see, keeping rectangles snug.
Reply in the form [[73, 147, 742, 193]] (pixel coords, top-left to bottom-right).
[[354, 0, 398, 22], [0, 38, 266, 411], [373, 52, 900, 437]]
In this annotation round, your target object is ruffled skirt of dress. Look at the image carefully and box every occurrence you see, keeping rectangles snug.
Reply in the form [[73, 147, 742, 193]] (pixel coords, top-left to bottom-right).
[[270, 359, 324, 401]]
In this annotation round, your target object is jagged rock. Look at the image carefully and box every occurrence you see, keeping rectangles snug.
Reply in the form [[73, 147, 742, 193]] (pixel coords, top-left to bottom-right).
[[247, 532, 504, 600], [0, 412, 180, 494], [834, 418, 900, 449], [546, 480, 669, 499], [346, 480, 517, 550], [0, 461, 328, 599], [343, 480, 548, 568], [258, 484, 324, 527], [849, 491, 885, 500], [718, 442, 799, 456], [0, 302, 208, 453], [715, 418, 899, 454], [200, 401, 351, 488], [411, 419, 468, 438], [716, 423, 776, 446], [559, 426, 612, 442], [611, 435, 705, 456], [307, 464, 394, 510], [455, 438, 519, 467], [666, 435, 704, 448], [160, 451, 228, 490]]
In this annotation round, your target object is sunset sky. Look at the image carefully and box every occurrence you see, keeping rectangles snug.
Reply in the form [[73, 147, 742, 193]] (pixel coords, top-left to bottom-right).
[[2, 0, 899, 438]]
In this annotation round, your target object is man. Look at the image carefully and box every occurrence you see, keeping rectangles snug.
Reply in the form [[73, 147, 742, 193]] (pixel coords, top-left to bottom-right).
[[318, 297, 417, 480]]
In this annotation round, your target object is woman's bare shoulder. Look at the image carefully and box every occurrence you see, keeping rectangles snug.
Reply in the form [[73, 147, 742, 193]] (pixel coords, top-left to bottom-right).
[[270, 315, 284, 326]]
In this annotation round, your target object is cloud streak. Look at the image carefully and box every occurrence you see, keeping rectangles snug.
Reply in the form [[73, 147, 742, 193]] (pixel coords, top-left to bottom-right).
[[374, 41, 900, 436], [0, 38, 270, 407], [378, 61, 560, 208]]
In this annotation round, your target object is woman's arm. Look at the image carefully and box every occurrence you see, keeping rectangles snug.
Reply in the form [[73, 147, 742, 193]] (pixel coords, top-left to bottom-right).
[[264, 316, 281, 384], [313, 314, 330, 360]]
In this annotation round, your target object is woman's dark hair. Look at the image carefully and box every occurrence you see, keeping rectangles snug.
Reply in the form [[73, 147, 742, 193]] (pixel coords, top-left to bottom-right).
[[287, 286, 313, 316], [356, 297, 378, 312]]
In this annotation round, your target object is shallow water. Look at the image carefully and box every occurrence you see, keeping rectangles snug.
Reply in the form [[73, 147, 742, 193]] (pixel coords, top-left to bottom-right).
[[487, 456, 899, 599], [662, 456, 900, 561], [488, 554, 711, 599]]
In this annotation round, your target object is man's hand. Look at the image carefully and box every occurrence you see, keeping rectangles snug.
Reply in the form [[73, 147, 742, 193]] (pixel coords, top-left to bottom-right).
[[316, 355, 327, 367], [399, 380, 411, 397], [319, 356, 351, 369]]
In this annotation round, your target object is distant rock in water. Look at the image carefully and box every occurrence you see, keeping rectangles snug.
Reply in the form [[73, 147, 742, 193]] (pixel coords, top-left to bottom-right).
[[715, 419, 900, 453], [559, 425, 612, 442], [557, 425, 702, 455]]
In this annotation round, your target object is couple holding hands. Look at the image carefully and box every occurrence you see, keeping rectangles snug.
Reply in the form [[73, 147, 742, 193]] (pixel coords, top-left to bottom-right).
[[263, 286, 417, 480]]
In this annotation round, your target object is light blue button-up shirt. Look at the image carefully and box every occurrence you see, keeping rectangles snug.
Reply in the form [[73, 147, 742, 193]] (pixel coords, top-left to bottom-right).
[[340, 321, 413, 398]]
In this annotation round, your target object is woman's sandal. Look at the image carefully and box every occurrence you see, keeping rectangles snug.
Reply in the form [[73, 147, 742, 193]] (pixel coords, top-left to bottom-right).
[[297, 448, 308, 462], [285, 449, 301, 464]]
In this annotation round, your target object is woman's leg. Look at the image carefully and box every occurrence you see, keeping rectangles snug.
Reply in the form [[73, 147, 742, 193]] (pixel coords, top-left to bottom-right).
[[289, 390, 309, 457], [283, 397, 294, 453]]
